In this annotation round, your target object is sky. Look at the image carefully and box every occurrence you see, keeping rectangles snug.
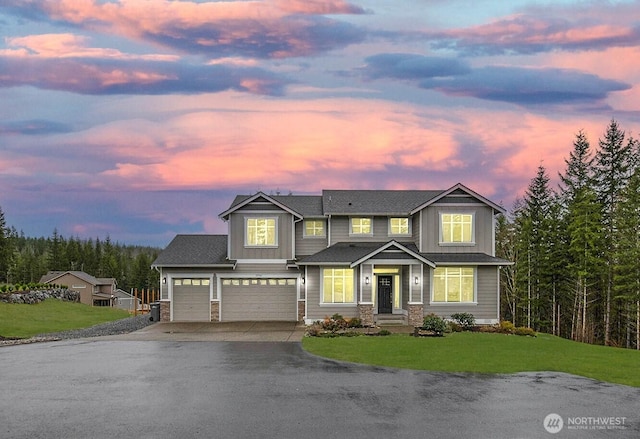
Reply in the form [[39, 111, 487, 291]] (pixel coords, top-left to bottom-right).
[[1, 0, 639, 247]]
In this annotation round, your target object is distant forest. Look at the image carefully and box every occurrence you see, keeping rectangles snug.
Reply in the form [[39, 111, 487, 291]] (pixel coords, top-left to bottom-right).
[[497, 119, 640, 349], [0, 218, 160, 292]]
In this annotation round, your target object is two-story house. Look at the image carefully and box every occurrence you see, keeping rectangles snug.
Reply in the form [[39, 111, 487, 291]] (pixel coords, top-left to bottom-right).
[[151, 183, 511, 326]]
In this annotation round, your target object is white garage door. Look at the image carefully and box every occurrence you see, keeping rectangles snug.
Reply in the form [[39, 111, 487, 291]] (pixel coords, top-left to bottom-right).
[[221, 278, 297, 321], [172, 278, 211, 321]]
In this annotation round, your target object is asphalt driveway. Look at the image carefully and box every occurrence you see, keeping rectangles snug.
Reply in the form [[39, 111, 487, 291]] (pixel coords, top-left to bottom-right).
[[102, 320, 307, 342], [1, 338, 638, 439]]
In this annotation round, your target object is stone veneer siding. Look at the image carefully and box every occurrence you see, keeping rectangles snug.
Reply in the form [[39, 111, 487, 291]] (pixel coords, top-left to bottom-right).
[[298, 300, 305, 322], [408, 303, 424, 327], [357, 303, 374, 327], [211, 301, 220, 322], [160, 301, 171, 322]]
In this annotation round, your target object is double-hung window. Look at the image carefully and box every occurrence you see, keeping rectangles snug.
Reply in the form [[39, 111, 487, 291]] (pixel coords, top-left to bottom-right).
[[440, 213, 474, 244], [322, 268, 354, 304], [432, 267, 475, 303], [350, 217, 372, 235], [389, 217, 410, 235], [246, 218, 276, 246], [304, 219, 325, 237]]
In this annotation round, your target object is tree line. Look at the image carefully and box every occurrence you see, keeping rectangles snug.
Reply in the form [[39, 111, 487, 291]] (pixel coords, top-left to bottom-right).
[[0, 214, 160, 292], [497, 119, 640, 348]]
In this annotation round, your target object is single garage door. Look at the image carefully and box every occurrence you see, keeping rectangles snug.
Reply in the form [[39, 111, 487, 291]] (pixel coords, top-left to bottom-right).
[[172, 278, 211, 321], [221, 278, 297, 321]]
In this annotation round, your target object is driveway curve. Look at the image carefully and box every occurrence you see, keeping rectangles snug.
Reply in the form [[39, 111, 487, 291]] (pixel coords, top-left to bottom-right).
[[1, 339, 638, 439]]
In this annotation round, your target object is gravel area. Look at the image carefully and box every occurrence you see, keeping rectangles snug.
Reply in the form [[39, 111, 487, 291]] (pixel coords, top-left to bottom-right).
[[0, 314, 156, 347]]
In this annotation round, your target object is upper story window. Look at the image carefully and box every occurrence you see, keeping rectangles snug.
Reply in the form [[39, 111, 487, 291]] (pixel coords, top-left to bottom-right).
[[246, 217, 277, 247], [432, 267, 475, 303], [304, 219, 325, 237], [389, 217, 410, 235], [350, 217, 372, 235], [440, 213, 474, 244]]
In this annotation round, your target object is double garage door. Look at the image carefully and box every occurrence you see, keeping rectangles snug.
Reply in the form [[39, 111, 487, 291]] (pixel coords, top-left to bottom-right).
[[221, 278, 298, 321], [171, 277, 298, 321]]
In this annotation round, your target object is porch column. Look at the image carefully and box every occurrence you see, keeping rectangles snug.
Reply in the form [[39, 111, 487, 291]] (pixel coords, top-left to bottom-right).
[[408, 303, 423, 327], [357, 303, 374, 327]]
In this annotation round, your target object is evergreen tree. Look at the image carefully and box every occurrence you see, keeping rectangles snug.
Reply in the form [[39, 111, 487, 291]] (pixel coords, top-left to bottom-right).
[[613, 169, 640, 348], [517, 165, 556, 331], [594, 119, 633, 344], [0, 205, 11, 283]]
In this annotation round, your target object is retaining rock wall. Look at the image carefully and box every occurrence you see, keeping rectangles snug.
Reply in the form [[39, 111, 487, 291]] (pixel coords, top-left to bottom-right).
[[0, 289, 80, 304]]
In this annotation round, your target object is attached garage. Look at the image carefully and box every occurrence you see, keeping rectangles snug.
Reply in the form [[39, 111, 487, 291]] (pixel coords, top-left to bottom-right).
[[172, 278, 211, 321], [221, 278, 298, 321]]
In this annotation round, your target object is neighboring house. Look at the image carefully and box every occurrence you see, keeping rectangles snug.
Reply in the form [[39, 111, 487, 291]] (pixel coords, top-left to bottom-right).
[[151, 183, 511, 325], [40, 271, 117, 306], [113, 288, 141, 311]]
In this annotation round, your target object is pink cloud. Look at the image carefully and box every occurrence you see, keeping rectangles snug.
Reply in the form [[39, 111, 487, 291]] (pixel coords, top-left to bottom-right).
[[10, 0, 365, 59]]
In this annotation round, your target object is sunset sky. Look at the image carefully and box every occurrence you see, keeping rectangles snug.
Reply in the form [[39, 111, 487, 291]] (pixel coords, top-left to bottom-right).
[[1, 0, 639, 247]]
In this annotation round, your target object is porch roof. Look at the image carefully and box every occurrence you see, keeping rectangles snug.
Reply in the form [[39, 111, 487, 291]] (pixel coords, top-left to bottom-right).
[[420, 253, 513, 266], [297, 241, 434, 267]]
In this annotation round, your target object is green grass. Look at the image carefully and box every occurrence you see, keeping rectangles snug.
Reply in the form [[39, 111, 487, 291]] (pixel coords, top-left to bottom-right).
[[303, 332, 640, 387], [0, 299, 130, 338]]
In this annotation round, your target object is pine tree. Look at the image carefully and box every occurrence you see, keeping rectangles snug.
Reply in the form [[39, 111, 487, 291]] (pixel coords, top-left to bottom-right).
[[594, 119, 633, 344], [0, 205, 11, 283], [613, 169, 640, 348], [517, 165, 555, 330]]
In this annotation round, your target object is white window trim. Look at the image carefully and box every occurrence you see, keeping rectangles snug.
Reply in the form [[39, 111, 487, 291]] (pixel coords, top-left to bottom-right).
[[438, 211, 476, 246], [320, 267, 357, 305], [244, 216, 278, 248], [349, 217, 373, 236], [388, 217, 411, 236], [430, 266, 477, 304], [303, 219, 326, 238]]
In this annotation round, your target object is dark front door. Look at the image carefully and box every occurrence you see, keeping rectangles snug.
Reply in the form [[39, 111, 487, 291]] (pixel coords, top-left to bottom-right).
[[377, 275, 393, 314]]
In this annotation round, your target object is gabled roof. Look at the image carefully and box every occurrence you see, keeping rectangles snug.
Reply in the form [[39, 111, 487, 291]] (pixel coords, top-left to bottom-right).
[[40, 271, 114, 286], [297, 241, 435, 267], [152, 235, 233, 267], [322, 190, 441, 215], [410, 183, 506, 215], [219, 192, 305, 220], [420, 253, 513, 266]]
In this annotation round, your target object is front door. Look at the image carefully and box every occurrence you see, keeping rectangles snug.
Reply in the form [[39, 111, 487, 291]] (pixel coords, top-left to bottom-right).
[[377, 275, 393, 314]]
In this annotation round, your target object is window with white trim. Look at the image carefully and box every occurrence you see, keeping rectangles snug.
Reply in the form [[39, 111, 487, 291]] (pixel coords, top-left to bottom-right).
[[440, 213, 474, 243], [246, 217, 277, 246], [322, 268, 355, 304], [432, 267, 475, 303], [389, 217, 410, 235], [350, 217, 372, 235], [304, 219, 325, 237]]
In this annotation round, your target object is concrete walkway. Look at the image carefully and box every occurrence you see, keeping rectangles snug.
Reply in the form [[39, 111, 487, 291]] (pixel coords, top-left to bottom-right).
[[103, 321, 307, 342]]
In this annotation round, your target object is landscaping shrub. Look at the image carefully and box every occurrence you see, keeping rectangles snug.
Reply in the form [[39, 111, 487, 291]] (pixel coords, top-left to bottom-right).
[[346, 317, 362, 328], [514, 326, 536, 337], [499, 320, 515, 334], [448, 321, 462, 332], [378, 329, 391, 336], [421, 314, 448, 333], [450, 312, 476, 330]]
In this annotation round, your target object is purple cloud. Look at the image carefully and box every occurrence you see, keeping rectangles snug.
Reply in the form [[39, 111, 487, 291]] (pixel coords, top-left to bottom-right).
[[419, 66, 631, 105], [0, 57, 290, 95], [361, 53, 471, 79]]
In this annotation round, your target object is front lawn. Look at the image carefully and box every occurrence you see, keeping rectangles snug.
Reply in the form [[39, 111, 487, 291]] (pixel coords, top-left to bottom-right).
[[0, 299, 130, 338], [302, 332, 640, 387]]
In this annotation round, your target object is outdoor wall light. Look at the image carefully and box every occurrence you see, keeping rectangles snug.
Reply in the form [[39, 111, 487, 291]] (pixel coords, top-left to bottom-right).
[[162, 277, 167, 284], [301, 277, 305, 285], [414, 276, 419, 285], [365, 276, 370, 285]]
